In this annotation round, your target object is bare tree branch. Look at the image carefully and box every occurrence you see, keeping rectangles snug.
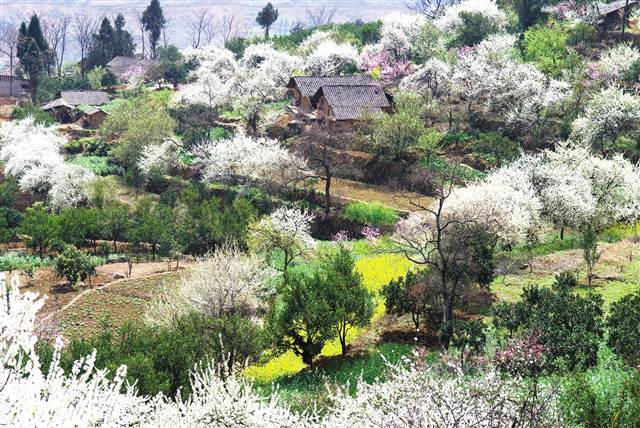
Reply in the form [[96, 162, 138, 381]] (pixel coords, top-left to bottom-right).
[[186, 8, 215, 49], [73, 12, 98, 77], [43, 14, 71, 77], [305, 5, 337, 27]]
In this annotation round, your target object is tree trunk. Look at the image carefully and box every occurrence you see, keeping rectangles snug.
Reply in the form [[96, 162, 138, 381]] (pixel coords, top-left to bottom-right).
[[622, 0, 630, 34], [324, 173, 331, 217], [440, 296, 454, 349], [113, 239, 118, 253]]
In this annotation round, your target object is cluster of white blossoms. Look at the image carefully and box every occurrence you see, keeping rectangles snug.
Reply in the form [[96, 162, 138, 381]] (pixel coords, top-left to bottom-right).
[[378, 13, 430, 62], [571, 87, 640, 150], [178, 43, 302, 124], [402, 35, 570, 131], [146, 245, 276, 326], [194, 134, 307, 186], [490, 142, 640, 231], [250, 206, 316, 251], [398, 140, 640, 250], [0, 118, 95, 208], [297, 30, 335, 56], [595, 43, 640, 84], [137, 140, 183, 180], [304, 39, 361, 76], [434, 0, 508, 32]]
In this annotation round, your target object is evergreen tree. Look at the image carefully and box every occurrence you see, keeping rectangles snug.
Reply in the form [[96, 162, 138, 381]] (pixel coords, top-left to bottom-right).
[[256, 2, 279, 39], [17, 22, 28, 60], [26, 15, 48, 52], [113, 14, 135, 57], [142, 0, 166, 59], [87, 17, 115, 69]]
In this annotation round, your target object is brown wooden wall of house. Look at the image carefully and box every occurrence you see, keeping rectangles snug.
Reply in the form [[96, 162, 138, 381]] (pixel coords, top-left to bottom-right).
[[88, 111, 108, 129], [317, 95, 331, 120]]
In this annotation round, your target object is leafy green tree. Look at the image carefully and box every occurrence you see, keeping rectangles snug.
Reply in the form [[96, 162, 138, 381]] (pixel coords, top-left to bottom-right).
[[523, 21, 580, 77], [267, 270, 335, 367], [503, 0, 550, 30], [100, 92, 176, 175], [102, 201, 131, 252], [142, 0, 166, 59], [579, 225, 601, 286], [129, 199, 174, 260], [322, 246, 374, 355], [256, 2, 279, 39], [55, 244, 98, 288], [373, 91, 428, 159], [158, 45, 190, 85], [450, 11, 500, 47], [19, 202, 58, 259], [607, 291, 640, 366], [451, 319, 487, 367], [57, 208, 101, 250], [492, 274, 604, 370], [382, 270, 439, 332]]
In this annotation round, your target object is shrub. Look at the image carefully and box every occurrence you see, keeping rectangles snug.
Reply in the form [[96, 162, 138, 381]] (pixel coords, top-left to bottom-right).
[[11, 103, 56, 126], [55, 244, 98, 288], [372, 91, 428, 159], [473, 132, 519, 167], [607, 291, 640, 367], [0, 251, 52, 272], [343, 202, 397, 226], [63, 139, 85, 154], [567, 22, 597, 47], [492, 275, 604, 371], [66, 155, 121, 176], [562, 368, 640, 428]]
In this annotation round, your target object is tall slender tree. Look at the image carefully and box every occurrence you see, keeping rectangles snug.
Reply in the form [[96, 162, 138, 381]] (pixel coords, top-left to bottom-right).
[[113, 14, 135, 57], [142, 0, 166, 59], [86, 17, 115, 69], [256, 2, 279, 39]]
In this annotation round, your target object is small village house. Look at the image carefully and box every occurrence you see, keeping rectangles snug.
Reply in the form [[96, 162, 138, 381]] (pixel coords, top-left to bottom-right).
[[106, 55, 161, 82], [0, 75, 28, 98], [311, 84, 391, 125], [41, 90, 109, 125], [81, 106, 109, 129], [287, 75, 375, 113]]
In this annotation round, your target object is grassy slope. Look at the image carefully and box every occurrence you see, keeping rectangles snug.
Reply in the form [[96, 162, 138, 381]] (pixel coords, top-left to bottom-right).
[[58, 273, 180, 341]]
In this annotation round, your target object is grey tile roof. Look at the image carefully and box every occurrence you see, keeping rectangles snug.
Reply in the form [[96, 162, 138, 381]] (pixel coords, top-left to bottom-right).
[[313, 84, 390, 120], [59, 90, 109, 106], [331, 105, 385, 121], [106, 56, 139, 76], [106, 56, 160, 79], [599, 0, 638, 15], [288, 75, 374, 98], [41, 98, 75, 111]]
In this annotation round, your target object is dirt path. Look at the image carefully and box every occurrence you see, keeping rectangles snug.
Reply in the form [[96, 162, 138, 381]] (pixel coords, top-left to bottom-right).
[[316, 177, 433, 213]]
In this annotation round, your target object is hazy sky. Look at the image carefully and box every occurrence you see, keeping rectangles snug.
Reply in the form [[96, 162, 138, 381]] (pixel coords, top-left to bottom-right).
[[0, 0, 408, 59]]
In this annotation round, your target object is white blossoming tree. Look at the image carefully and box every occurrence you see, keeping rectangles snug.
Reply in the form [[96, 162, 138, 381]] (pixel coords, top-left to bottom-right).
[[571, 87, 640, 152], [0, 118, 95, 207], [176, 45, 239, 110], [147, 245, 275, 326], [434, 0, 508, 33], [249, 206, 315, 272], [305, 40, 360, 75], [194, 134, 307, 188]]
